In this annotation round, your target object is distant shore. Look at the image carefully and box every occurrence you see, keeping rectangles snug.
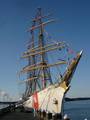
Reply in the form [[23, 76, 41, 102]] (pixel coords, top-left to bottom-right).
[[0, 97, 90, 104], [65, 97, 90, 102]]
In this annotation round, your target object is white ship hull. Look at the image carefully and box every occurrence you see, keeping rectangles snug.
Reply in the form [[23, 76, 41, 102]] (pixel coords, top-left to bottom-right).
[[23, 83, 68, 114]]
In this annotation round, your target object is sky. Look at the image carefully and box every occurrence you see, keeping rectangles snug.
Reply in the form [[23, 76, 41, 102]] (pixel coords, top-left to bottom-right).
[[0, 0, 90, 100]]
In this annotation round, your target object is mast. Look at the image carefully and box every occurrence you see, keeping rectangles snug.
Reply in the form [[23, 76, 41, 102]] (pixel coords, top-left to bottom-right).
[[24, 8, 53, 97], [36, 8, 52, 88], [24, 20, 36, 97], [21, 8, 67, 98]]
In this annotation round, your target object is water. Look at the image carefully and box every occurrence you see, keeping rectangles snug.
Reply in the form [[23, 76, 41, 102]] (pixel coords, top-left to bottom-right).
[[0, 104, 9, 109], [64, 100, 90, 120]]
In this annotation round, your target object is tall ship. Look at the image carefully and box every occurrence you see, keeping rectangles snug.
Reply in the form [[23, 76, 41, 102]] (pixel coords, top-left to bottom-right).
[[20, 8, 82, 119]]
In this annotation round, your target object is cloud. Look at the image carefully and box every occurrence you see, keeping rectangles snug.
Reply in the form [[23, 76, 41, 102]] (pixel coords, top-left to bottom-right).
[[0, 91, 7, 96], [0, 89, 19, 101], [0, 89, 6, 95], [0, 90, 9, 100]]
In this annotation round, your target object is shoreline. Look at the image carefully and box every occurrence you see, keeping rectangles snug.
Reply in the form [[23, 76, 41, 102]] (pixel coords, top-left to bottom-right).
[[65, 97, 90, 102]]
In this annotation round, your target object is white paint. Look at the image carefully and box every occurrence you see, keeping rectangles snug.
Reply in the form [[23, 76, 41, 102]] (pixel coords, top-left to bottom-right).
[[23, 84, 66, 114]]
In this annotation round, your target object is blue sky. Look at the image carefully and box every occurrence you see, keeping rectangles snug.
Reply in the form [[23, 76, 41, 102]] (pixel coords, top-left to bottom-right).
[[0, 0, 90, 99]]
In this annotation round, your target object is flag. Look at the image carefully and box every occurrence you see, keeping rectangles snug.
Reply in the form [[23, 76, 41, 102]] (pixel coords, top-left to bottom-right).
[[66, 48, 74, 54]]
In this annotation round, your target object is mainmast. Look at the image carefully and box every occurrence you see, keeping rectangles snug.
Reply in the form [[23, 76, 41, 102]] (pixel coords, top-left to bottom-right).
[[36, 8, 52, 88]]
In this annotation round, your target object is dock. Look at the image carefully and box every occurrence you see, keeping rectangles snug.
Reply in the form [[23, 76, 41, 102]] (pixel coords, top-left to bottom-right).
[[0, 111, 38, 120], [0, 105, 39, 120]]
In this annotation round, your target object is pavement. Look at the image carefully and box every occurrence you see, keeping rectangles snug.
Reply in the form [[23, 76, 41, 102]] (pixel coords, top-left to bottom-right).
[[0, 111, 39, 120]]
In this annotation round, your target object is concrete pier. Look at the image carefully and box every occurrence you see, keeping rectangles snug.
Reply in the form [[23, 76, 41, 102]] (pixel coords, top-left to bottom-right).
[[0, 111, 38, 120], [0, 105, 39, 120]]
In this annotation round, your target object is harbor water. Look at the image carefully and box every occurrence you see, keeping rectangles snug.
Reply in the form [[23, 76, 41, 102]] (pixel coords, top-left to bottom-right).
[[0, 104, 9, 109], [64, 100, 90, 120]]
